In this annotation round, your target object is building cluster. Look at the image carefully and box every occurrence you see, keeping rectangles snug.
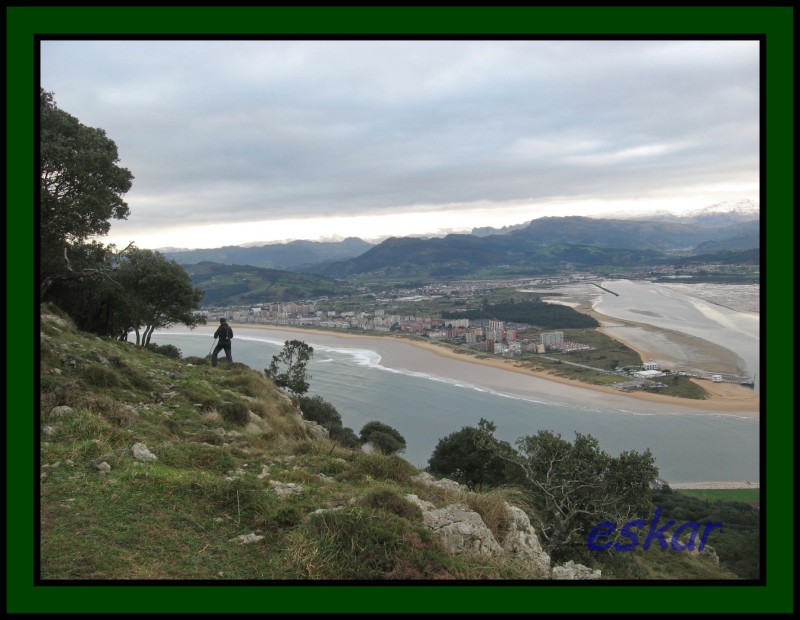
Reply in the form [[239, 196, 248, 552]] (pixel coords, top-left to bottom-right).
[[203, 301, 604, 367]]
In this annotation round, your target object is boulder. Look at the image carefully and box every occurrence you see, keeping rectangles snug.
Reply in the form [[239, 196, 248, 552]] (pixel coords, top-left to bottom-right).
[[551, 560, 602, 580], [406, 495, 502, 557], [132, 443, 157, 462], [501, 502, 551, 572], [412, 472, 464, 491]]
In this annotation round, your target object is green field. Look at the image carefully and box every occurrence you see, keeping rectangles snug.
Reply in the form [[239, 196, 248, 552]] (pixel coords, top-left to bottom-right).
[[676, 488, 760, 504]]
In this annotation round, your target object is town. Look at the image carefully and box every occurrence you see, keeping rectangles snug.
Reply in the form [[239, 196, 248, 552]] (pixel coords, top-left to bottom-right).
[[195, 274, 745, 393]]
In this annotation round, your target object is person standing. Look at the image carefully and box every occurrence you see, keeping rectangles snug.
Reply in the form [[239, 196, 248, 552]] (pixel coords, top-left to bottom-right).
[[212, 318, 234, 366]]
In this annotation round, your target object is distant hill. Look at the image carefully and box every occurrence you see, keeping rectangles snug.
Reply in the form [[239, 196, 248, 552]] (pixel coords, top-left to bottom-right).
[[165, 237, 374, 271], [507, 216, 759, 251], [473, 200, 759, 237], [312, 215, 759, 279], [185, 262, 350, 306]]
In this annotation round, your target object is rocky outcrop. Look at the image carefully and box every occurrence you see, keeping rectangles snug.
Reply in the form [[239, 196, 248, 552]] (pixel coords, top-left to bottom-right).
[[405, 494, 552, 577], [412, 472, 464, 491], [406, 495, 503, 557], [551, 560, 602, 580], [501, 502, 551, 571], [302, 419, 330, 440]]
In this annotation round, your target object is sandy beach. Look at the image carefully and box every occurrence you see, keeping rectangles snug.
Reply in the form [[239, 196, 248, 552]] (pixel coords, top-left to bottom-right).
[[229, 321, 760, 418]]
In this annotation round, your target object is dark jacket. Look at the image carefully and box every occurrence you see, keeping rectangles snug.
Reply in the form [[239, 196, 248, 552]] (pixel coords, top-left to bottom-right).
[[214, 323, 233, 341]]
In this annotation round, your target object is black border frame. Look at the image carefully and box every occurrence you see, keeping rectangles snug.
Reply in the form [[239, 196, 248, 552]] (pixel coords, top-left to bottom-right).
[[9, 3, 793, 615]]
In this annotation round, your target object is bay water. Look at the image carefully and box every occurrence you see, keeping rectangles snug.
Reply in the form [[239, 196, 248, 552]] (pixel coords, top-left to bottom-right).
[[152, 324, 759, 484]]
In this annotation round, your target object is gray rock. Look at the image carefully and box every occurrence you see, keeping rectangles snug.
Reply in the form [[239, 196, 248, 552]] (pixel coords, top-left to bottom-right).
[[412, 472, 464, 491], [501, 503, 551, 572], [41, 425, 57, 436], [94, 462, 111, 472], [303, 420, 330, 439], [551, 560, 602, 580], [413, 498, 503, 557], [269, 480, 304, 499], [231, 533, 263, 544], [49, 405, 74, 419], [132, 442, 157, 462], [257, 465, 271, 479]]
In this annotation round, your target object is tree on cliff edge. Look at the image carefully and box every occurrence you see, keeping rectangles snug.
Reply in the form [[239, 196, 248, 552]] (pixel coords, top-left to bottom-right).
[[474, 419, 658, 557]]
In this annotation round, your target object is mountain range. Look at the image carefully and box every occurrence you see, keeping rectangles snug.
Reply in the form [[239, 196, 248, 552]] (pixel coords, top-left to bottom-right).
[[167, 202, 759, 282], [164, 237, 374, 271]]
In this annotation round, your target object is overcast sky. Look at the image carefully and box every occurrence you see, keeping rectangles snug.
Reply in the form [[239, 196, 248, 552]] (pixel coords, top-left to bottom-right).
[[40, 39, 759, 250]]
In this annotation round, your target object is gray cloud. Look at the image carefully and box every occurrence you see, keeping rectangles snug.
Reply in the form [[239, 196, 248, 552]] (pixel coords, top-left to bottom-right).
[[40, 39, 759, 235]]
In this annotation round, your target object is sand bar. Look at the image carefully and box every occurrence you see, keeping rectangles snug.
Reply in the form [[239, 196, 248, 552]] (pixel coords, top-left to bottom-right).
[[229, 322, 759, 418], [669, 481, 759, 490]]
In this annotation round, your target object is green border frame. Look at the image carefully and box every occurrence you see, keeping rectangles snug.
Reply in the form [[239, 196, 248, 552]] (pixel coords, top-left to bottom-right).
[[9, 4, 793, 615]]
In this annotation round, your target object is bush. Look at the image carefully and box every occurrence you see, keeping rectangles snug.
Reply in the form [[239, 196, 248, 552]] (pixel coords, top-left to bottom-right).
[[345, 453, 418, 484], [146, 343, 182, 359], [159, 443, 237, 474], [299, 395, 343, 428], [184, 356, 209, 366], [328, 426, 362, 450], [359, 421, 406, 455], [279, 508, 446, 579], [361, 489, 423, 524], [81, 364, 122, 388], [218, 401, 250, 426]]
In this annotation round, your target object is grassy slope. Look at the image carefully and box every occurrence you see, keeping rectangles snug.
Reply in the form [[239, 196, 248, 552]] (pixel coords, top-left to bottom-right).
[[38, 305, 735, 580]]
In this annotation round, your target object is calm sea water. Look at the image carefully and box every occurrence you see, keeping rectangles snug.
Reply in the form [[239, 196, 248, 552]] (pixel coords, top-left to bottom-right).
[[152, 327, 759, 484]]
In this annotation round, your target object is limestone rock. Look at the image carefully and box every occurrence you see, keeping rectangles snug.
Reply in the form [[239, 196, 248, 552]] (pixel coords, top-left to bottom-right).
[[551, 560, 602, 580], [410, 497, 502, 557], [49, 405, 75, 419], [303, 420, 330, 439], [412, 472, 464, 491], [501, 502, 551, 572], [269, 480, 303, 499], [132, 443, 157, 462], [232, 533, 263, 544]]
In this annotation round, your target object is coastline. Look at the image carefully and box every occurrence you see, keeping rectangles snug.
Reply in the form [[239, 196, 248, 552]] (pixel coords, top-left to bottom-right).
[[229, 321, 759, 418]]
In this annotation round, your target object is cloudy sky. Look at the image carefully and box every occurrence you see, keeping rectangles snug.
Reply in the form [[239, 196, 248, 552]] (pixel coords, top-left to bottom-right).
[[39, 39, 759, 250]]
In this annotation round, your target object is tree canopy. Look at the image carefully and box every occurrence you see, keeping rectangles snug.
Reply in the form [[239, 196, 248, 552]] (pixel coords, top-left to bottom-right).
[[359, 421, 406, 455], [40, 88, 134, 297], [265, 340, 315, 396], [114, 248, 205, 345], [427, 425, 518, 491], [472, 419, 658, 557]]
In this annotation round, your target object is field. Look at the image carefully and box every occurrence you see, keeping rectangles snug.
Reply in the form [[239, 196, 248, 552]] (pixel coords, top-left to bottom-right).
[[677, 488, 760, 505]]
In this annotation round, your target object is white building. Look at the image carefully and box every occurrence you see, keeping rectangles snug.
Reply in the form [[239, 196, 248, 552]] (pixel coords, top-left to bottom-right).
[[541, 331, 564, 347], [643, 360, 660, 370], [634, 370, 663, 379]]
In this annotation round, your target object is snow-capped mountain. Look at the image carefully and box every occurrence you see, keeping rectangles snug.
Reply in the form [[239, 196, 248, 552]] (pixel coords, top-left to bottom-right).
[[593, 200, 759, 228], [683, 200, 760, 219]]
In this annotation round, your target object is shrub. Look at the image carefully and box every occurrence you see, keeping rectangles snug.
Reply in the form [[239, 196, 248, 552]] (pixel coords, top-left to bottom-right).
[[328, 426, 362, 450], [125, 369, 156, 391], [81, 364, 122, 388], [359, 421, 406, 455], [218, 401, 250, 426], [159, 443, 237, 473], [184, 356, 209, 366], [298, 395, 343, 427], [361, 489, 423, 523], [146, 343, 182, 359], [345, 453, 417, 484]]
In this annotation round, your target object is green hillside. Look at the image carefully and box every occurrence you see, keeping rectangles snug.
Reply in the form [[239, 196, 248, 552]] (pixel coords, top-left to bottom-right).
[[184, 262, 351, 306], [38, 304, 741, 582]]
